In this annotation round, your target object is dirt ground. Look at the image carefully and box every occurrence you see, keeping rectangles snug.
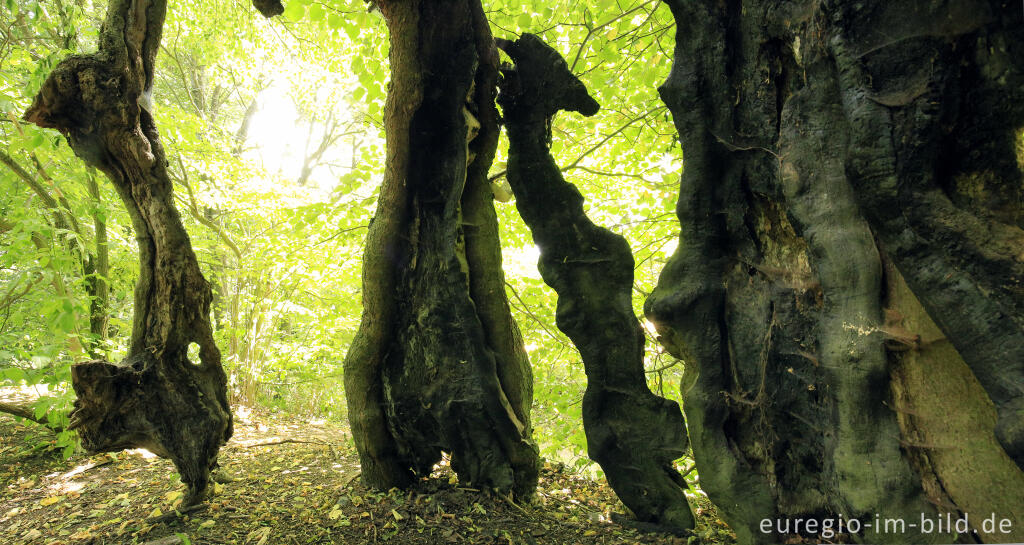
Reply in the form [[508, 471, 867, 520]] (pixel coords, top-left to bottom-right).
[[0, 406, 737, 545]]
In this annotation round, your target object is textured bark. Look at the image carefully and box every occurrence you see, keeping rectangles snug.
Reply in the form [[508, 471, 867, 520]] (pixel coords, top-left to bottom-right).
[[343, 0, 538, 499], [497, 34, 693, 531], [646, 0, 1023, 543], [24, 0, 231, 505], [886, 261, 1024, 543]]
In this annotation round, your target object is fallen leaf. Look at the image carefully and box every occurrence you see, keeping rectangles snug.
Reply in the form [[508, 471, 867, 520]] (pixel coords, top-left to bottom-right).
[[39, 496, 62, 506]]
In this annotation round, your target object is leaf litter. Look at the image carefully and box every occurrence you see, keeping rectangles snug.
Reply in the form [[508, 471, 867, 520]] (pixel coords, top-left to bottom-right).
[[1, 412, 737, 544]]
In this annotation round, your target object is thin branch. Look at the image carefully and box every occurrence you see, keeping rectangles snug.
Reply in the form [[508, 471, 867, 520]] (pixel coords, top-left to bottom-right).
[[569, 0, 657, 72], [171, 156, 243, 261], [239, 438, 338, 448], [503, 281, 572, 348], [0, 401, 62, 431]]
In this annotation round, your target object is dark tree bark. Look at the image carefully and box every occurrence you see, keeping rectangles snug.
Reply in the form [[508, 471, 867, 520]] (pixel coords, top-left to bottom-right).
[[24, 0, 232, 506], [343, 0, 539, 499], [647, 0, 1024, 543], [496, 34, 695, 531]]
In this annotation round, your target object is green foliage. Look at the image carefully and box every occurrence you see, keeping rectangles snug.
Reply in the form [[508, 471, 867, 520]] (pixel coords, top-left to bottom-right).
[[2, 0, 687, 472], [1, 0, 118, 458]]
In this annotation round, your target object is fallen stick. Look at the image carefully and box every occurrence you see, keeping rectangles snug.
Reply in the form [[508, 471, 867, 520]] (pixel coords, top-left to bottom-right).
[[146, 504, 207, 524], [140, 535, 184, 545], [239, 438, 335, 448]]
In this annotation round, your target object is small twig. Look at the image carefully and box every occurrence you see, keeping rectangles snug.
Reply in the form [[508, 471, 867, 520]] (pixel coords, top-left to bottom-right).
[[645, 358, 681, 374], [495, 490, 527, 514], [146, 504, 207, 524], [239, 438, 336, 448], [340, 471, 361, 488], [140, 535, 184, 545]]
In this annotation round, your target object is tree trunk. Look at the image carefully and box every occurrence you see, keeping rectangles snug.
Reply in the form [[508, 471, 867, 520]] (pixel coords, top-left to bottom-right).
[[24, 0, 232, 506], [85, 170, 110, 356], [646, 0, 1024, 543], [343, 0, 539, 499], [495, 34, 695, 531]]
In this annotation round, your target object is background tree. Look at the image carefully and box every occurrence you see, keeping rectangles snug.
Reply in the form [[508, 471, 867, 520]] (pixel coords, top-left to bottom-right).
[[1, 0, 117, 450], [646, 0, 1024, 543]]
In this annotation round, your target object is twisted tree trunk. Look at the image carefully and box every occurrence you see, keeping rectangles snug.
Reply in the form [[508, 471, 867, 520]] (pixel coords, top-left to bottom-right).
[[647, 0, 1024, 543], [25, 0, 232, 505], [343, 0, 539, 498], [497, 34, 694, 531]]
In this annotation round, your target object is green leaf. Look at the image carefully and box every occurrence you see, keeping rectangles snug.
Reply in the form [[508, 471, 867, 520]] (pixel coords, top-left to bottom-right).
[[308, 3, 326, 21], [327, 12, 343, 29], [34, 399, 51, 420], [343, 22, 359, 40], [0, 367, 25, 382], [517, 13, 531, 29], [282, 1, 305, 20], [28, 132, 46, 150], [58, 308, 76, 332]]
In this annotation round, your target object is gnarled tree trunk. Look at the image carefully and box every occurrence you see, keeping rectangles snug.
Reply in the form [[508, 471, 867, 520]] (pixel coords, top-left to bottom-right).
[[25, 0, 232, 505], [495, 34, 695, 531], [647, 0, 1024, 543], [342, 0, 539, 499]]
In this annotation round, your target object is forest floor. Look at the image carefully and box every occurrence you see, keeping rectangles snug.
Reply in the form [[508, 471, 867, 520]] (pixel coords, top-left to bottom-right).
[[0, 399, 737, 545]]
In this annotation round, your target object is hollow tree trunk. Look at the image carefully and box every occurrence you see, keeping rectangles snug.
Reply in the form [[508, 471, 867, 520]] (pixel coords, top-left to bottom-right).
[[24, 0, 232, 505], [342, 0, 539, 499], [496, 34, 694, 531], [646, 0, 1024, 543]]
